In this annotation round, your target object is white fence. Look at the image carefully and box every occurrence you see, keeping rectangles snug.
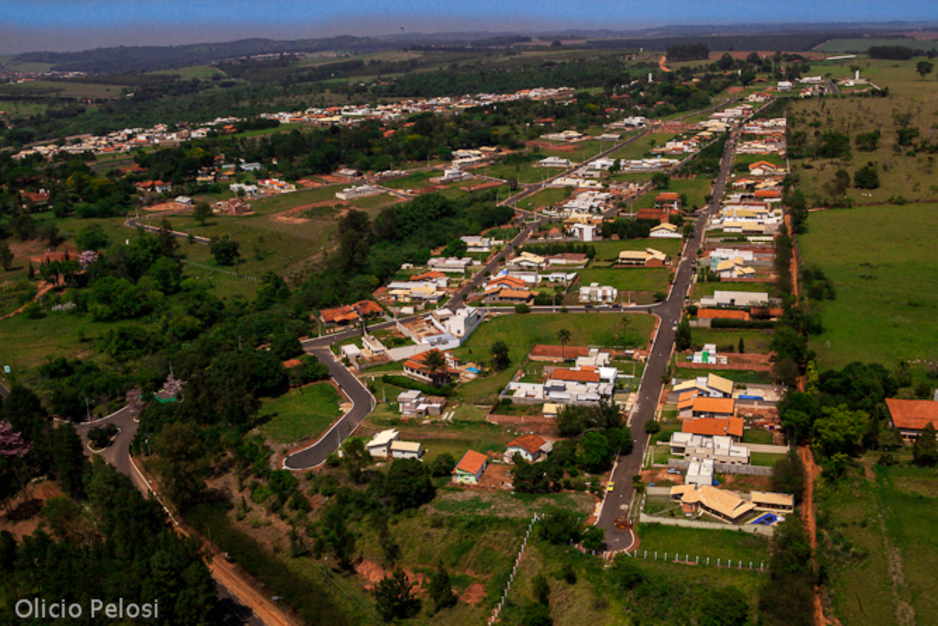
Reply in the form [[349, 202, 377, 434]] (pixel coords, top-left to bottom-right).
[[487, 513, 540, 625]]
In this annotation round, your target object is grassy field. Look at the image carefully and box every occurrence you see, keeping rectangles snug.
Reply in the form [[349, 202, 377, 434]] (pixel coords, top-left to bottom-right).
[[477, 161, 549, 185], [453, 313, 656, 403], [636, 523, 771, 565], [633, 176, 711, 211], [257, 382, 342, 444], [689, 329, 774, 354], [674, 368, 774, 385], [820, 459, 938, 626], [539, 139, 607, 162], [577, 267, 671, 294], [799, 203, 938, 368], [524, 187, 570, 209], [591, 238, 684, 262], [693, 281, 775, 299], [610, 133, 678, 161]]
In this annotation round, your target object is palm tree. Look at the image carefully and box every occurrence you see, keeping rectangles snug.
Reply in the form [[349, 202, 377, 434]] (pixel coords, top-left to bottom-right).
[[422, 350, 448, 387], [557, 328, 571, 361]]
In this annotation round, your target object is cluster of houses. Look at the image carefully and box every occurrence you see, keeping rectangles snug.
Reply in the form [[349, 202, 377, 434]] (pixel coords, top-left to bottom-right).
[[503, 349, 618, 406]]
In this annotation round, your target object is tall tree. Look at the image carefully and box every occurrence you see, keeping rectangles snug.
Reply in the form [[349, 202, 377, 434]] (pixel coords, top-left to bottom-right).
[[152, 422, 208, 510], [51, 424, 86, 499], [373, 568, 421, 622], [491, 341, 510, 371], [427, 563, 457, 613], [421, 349, 448, 387], [192, 201, 213, 225], [913, 422, 937, 466], [557, 328, 571, 361], [0, 240, 13, 271]]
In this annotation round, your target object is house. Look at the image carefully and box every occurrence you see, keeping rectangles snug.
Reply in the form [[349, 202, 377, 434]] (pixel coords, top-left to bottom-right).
[[748, 161, 778, 176], [403, 349, 460, 386], [390, 441, 424, 460], [654, 192, 682, 211], [366, 429, 400, 457], [715, 258, 756, 279], [698, 290, 770, 309], [453, 450, 489, 484], [485, 287, 535, 305], [670, 484, 756, 522], [777, 81, 793, 92], [674, 373, 735, 398], [319, 305, 360, 325], [460, 236, 497, 253], [685, 458, 715, 487], [683, 415, 744, 440], [617, 248, 668, 267], [507, 252, 547, 270], [352, 300, 384, 318], [427, 257, 473, 273], [539, 156, 573, 168], [340, 343, 362, 360], [241, 162, 262, 172], [335, 168, 360, 179], [569, 222, 597, 242], [411, 271, 448, 289], [546, 253, 589, 266], [174, 195, 193, 207], [505, 435, 551, 463], [398, 389, 447, 419], [650, 222, 682, 238], [885, 398, 938, 440], [751, 491, 795, 514], [669, 433, 750, 465], [692, 343, 722, 365], [336, 184, 382, 200], [578, 283, 618, 304], [136, 180, 172, 193]]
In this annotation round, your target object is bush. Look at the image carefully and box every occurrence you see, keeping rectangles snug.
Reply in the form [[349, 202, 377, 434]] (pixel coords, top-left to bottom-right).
[[710, 319, 776, 329], [381, 375, 453, 397], [87, 423, 119, 448], [514, 303, 531, 314]]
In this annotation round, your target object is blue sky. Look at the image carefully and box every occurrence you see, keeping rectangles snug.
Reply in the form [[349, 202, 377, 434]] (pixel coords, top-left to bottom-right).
[[1, 0, 935, 53]]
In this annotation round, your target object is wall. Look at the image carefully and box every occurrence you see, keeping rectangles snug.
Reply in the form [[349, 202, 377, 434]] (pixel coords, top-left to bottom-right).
[[639, 513, 775, 536], [666, 458, 774, 476]]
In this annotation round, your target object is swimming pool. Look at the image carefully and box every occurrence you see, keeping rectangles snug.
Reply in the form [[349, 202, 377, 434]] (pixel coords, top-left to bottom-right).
[[466, 367, 482, 374]]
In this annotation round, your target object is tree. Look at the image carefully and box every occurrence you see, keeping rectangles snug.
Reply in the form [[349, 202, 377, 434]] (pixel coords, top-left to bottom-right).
[[771, 452, 805, 504], [429, 452, 456, 477], [532, 572, 550, 605], [578, 432, 613, 473], [556, 328, 571, 360], [51, 424, 85, 499], [421, 349, 448, 387], [581, 526, 604, 551], [916, 60, 934, 79], [813, 404, 869, 458], [341, 437, 372, 484], [491, 341, 511, 371], [427, 563, 458, 613], [193, 201, 213, 225], [374, 568, 421, 622], [382, 458, 435, 512], [210, 237, 240, 266], [699, 586, 749, 626], [651, 172, 670, 189], [538, 509, 582, 545], [75, 224, 110, 251], [675, 318, 692, 351], [853, 163, 880, 189], [912, 422, 937, 466], [608, 553, 642, 591], [152, 422, 208, 511], [738, 337, 745, 353], [0, 241, 13, 271]]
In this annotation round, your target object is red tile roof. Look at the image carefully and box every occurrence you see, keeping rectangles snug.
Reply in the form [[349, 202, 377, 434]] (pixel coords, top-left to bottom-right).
[[455, 450, 488, 475], [697, 309, 751, 321], [320, 305, 359, 324], [691, 398, 737, 416], [507, 435, 547, 456], [684, 416, 743, 439], [550, 368, 601, 383], [885, 399, 938, 432], [352, 300, 383, 317]]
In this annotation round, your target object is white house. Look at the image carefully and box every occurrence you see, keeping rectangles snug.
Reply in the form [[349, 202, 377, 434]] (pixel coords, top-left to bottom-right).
[[578, 282, 618, 303], [698, 290, 770, 308], [539, 156, 573, 168], [366, 429, 399, 457], [336, 184, 382, 201], [390, 441, 424, 460], [650, 223, 682, 238], [505, 435, 551, 463]]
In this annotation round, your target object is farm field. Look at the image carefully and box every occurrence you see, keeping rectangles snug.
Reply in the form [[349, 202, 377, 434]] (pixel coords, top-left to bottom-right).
[[819, 459, 938, 626], [577, 267, 671, 295], [258, 382, 343, 444], [453, 313, 656, 403], [799, 203, 938, 369], [591, 238, 684, 262]]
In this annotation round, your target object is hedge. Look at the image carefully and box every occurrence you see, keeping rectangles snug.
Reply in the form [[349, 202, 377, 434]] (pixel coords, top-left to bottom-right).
[[710, 319, 776, 329], [381, 375, 453, 397]]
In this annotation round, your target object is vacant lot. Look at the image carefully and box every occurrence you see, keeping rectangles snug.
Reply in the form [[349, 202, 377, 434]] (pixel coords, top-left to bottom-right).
[[689, 329, 774, 354], [820, 460, 938, 626], [693, 281, 775, 299], [610, 133, 678, 161], [258, 383, 342, 444], [637, 523, 771, 565], [539, 139, 607, 163], [799, 203, 938, 368], [633, 176, 711, 211], [577, 267, 671, 295], [591, 238, 684, 262]]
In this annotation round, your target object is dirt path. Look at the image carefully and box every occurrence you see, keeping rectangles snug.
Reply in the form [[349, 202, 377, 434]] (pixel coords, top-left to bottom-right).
[[0, 277, 62, 321], [799, 446, 840, 626], [658, 55, 672, 72]]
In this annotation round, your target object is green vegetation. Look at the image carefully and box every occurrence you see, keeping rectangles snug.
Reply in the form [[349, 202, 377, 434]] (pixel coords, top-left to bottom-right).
[[632, 175, 711, 211], [799, 203, 938, 368], [693, 281, 775, 298], [636, 523, 771, 564], [258, 383, 343, 444], [591, 237, 684, 261], [689, 329, 775, 354], [577, 267, 672, 294]]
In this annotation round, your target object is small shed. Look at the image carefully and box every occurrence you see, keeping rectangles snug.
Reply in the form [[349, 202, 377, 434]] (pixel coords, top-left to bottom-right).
[[390, 441, 424, 460]]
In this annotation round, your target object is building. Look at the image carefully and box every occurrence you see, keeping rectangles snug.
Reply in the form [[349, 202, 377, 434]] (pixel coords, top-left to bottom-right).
[[654, 192, 682, 211], [460, 235, 498, 253], [505, 435, 551, 463], [507, 252, 547, 270], [366, 429, 400, 457], [617, 248, 669, 267], [685, 458, 715, 487], [750, 491, 794, 514], [692, 343, 722, 365], [885, 398, 938, 440], [669, 484, 756, 522], [578, 283, 618, 304], [698, 290, 770, 309], [398, 389, 447, 419], [669, 433, 750, 464], [336, 184, 382, 200], [427, 257, 473, 273], [650, 223, 682, 238], [674, 373, 735, 398], [402, 349, 460, 386], [715, 258, 757, 279], [453, 450, 489, 484], [683, 415, 744, 440], [539, 156, 573, 168], [319, 305, 361, 326], [484, 287, 535, 305], [390, 441, 424, 460]]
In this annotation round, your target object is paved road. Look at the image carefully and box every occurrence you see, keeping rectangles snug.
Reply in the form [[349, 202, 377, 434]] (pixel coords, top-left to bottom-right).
[[282, 347, 375, 469], [595, 126, 739, 551], [72, 408, 266, 626]]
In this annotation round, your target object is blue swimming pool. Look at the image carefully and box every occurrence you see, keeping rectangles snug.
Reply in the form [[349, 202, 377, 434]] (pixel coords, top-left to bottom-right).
[[751, 513, 778, 525], [466, 367, 482, 374]]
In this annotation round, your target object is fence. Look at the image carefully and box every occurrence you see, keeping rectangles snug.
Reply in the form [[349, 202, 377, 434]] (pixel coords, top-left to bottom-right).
[[487, 513, 540, 625], [665, 458, 774, 476], [639, 512, 776, 536], [622, 546, 767, 571]]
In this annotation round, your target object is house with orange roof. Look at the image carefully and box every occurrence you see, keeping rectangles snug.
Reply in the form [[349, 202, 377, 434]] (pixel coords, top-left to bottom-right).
[[654, 192, 682, 211], [351, 300, 383, 318], [505, 435, 551, 463], [319, 305, 360, 326], [453, 450, 489, 484], [403, 349, 461, 386], [697, 309, 751, 321], [885, 398, 938, 440], [683, 415, 743, 440]]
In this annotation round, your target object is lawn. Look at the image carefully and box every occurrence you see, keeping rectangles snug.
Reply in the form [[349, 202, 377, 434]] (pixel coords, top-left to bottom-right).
[[610, 133, 678, 161], [636, 523, 771, 565], [820, 461, 938, 626], [522, 187, 570, 209], [250, 186, 341, 215], [591, 238, 684, 262], [380, 170, 435, 190], [453, 312, 656, 403], [692, 281, 775, 299], [799, 203, 938, 369], [257, 382, 343, 444], [538, 139, 608, 162], [748, 452, 786, 467], [741, 430, 775, 445], [674, 368, 773, 385], [348, 193, 399, 210], [476, 161, 549, 185], [632, 176, 711, 211], [577, 267, 672, 295], [689, 329, 774, 354]]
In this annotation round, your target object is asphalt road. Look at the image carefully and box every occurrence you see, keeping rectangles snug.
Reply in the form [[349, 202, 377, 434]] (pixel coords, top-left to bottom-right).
[[595, 126, 739, 551]]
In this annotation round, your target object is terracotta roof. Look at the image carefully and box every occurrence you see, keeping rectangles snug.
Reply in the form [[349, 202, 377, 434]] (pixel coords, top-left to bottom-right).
[[677, 391, 698, 410], [507, 435, 547, 455], [885, 399, 938, 432], [351, 300, 383, 317], [493, 289, 533, 300], [487, 276, 528, 289], [656, 192, 680, 201], [529, 345, 592, 360], [320, 305, 360, 324], [680, 485, 756, 520], [754, 189, 781, 198], [550, 368, 601, 383], [411, 271, 445, 280], [684, 416, 743, 439], [697, 309, 750, 321], [454, 449, 489, 475]]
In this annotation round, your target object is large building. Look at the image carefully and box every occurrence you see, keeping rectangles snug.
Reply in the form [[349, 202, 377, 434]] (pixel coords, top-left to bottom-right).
[[885, 398, 938, 440]]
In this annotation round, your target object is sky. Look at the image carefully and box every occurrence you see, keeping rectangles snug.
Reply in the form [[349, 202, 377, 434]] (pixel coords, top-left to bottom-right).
[[1, 0, 935, 53]]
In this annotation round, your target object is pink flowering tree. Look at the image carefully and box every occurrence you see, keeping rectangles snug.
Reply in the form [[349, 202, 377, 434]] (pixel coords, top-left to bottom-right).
[[126, 388, 144, 414], [161, 374, 185, 399], [78, 250, 98, 270]]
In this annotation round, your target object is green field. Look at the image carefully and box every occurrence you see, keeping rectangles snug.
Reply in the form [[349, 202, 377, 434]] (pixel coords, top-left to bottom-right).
[[577, 267, 671, 295], [538, 139, 607, 162], [689, 329, 774, 354], [591, 238, 684, 262], [820, 460, 938, 626], [523, 187, 570, 209], [477, 161, 551, 185], [633, 176, 711, 211], [258, 382, 342, 444], [453, 312, 656, 403], [636, 523, 771, 565], [693, 281, 775, 299], [799, 204, 938, 368], [610, 133, 678, 161]]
